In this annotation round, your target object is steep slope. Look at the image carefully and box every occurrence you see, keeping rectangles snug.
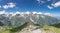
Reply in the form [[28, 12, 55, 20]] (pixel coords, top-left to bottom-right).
[[10, 14, 59, 27], [0, 12, 59, 27], [0, 14, 12, 26]]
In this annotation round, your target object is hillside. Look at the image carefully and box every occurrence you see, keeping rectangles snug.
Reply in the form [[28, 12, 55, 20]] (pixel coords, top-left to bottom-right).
[[0, 12, 59, 33]]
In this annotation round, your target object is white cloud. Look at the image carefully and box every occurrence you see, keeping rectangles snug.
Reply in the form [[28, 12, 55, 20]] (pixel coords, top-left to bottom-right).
[[25, 11, 30, 14], [3, 2, 16, 9], [37, 0, 45, 4], [47, 5, 53, 9], [3, 5, 8, 9], [0, 10, 6, 14], [51, 1, 60, 7], [37, 12, 42, 14], [44, 13, 52, 16], [47, 1, 60, 9], [0, 11, 52, 16], [8, 2, 16, 8], [32, 11, 37, 14], [0, 5, 1, 8]]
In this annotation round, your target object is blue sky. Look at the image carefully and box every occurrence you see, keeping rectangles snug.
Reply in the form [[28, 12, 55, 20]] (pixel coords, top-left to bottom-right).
[[0, 0, 60, 17]]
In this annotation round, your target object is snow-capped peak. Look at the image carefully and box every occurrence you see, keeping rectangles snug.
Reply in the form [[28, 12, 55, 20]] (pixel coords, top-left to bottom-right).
[[37, 12, 42, 14], [15, 11, 20, 14], [25, 11, 30, 14], [32, 11, 37, 14], [0, 11, 52, 17]]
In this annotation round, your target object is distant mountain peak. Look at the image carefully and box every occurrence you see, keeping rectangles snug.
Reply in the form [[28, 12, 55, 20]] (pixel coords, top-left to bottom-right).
[[0, 11, 59, 27], [0, 11, 52, 17]]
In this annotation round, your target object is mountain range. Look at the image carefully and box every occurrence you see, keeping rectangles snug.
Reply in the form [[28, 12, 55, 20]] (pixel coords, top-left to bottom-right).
[[0, 12, 59, 27]]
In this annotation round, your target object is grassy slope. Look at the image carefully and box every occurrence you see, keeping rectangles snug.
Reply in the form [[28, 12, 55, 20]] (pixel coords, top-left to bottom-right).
[[0, 23, 60, 33], [1, 26, 60, 33], [41, 25, 60, 33], [1, 30, 10, 33]]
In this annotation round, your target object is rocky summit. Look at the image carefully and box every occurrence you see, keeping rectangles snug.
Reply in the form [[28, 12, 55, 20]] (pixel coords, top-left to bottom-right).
[[18, 22, 55, 33]]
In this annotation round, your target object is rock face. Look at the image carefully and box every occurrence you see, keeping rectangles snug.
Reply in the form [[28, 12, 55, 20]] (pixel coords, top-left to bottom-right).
[[18, 22, 42, 33], [0, 21, 4, 26], [19, 26, 55, 33], [11, 13, 59, 27], [0, 12, 59, 27], [19, 29, 42, 33], [18, 22, 41, 33], [31, 29, 42, 33], [18, 22, 55, 33]]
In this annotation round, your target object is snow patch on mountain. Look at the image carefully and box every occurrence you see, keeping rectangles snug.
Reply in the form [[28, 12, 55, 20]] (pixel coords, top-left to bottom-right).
[[30, 17, 34, 22], [0, 11, 52, 17]]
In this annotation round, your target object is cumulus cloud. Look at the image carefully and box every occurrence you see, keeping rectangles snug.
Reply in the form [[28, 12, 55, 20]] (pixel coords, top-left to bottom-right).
[[32, 11, 37, 14], [0, 11, 52, 16], [37, 12, 42, 14], [51, 1, 60, 7], [8, 3, 16, 8], [3, 5, 8, 9], [47, 1, 60, 9], [44, 13, 52, 16], [31, 12, 43, 14], [47, 5, 53, 9], [3, 2, 16, 9], [37, 0, 45, 4], [25, 11, 30, 14], [14, 11, 51, 16]]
